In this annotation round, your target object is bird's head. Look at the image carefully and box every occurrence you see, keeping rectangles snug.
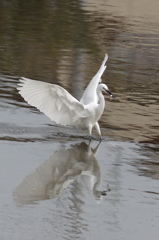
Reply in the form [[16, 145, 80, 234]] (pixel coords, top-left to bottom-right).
[[98, 83, 114, 98]]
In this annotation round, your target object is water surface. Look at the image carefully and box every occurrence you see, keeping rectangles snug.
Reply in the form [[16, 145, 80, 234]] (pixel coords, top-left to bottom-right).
[[0, 0, 159, 240]]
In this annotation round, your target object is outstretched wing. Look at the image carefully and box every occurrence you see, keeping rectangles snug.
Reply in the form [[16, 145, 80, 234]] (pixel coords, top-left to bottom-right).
[[80, 54, 108, 105], [17, 77, 87, 126]]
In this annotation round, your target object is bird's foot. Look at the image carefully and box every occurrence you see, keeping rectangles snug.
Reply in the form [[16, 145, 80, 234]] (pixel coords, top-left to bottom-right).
[[100, 185, 111, 197], [97, 136, 103, 142], [88, 135, 93, 143], [84, 135, 103, 142]]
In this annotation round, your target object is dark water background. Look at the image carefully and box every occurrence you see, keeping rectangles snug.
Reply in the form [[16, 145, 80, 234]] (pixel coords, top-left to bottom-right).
[[0, 0, 159, 240]]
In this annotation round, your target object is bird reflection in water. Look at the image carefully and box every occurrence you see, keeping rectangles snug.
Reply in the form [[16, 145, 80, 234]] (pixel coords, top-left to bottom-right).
[[13, 141, 109, 204]]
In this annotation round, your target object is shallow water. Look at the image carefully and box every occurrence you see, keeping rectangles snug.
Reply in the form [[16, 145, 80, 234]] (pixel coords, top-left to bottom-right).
[[0, 0, 159, 240]]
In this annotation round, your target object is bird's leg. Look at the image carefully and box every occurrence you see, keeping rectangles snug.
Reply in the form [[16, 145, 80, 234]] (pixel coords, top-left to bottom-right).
[[95, 122, 101, 136], [87, 125, 93, 142], [88, 136, 92, 144], [94, 122, 102, 141]]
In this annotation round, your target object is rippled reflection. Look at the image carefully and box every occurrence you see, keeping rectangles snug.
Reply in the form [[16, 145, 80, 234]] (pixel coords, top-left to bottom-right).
[[13, 141, 108, 204]]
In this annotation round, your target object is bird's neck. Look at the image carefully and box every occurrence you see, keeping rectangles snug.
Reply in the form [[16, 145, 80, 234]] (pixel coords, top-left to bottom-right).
[[96, 88, 105, 115], [97, 88, 104, 103]]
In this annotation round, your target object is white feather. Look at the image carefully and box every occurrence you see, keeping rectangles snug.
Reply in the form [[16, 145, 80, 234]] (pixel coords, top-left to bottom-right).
[[80, 54, 108, 105], [17, 78, 88, 127]]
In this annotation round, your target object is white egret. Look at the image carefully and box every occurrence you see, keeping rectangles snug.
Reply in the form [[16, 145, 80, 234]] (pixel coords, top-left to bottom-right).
[[17, 54, 114, 138]]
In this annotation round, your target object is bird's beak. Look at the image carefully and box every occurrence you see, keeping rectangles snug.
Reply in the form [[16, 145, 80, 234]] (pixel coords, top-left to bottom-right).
[[105, 89, 115, 98]]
